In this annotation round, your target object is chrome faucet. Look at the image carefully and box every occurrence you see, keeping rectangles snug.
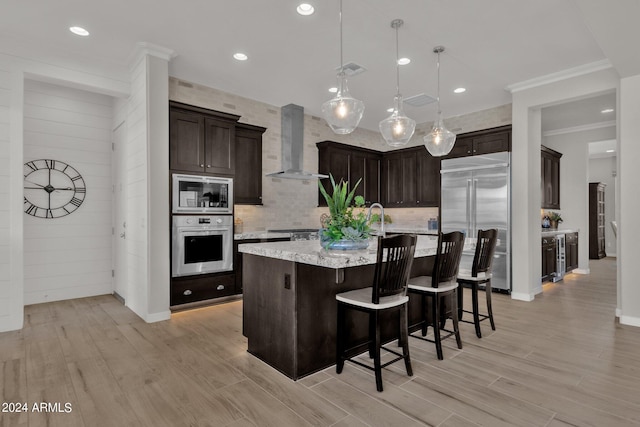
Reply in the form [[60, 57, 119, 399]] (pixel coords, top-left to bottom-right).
[[367, 203, 385, 238]]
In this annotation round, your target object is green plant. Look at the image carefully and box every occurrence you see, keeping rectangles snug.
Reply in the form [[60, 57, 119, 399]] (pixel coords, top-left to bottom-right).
[[318, 174, 371, 243], [548, 211, 563, 223], [369, 213, 393, 224]]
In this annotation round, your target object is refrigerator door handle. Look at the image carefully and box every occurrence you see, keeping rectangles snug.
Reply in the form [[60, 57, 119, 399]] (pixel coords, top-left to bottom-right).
[[466, 179, 472, 235], [472, 178, 478, 236]]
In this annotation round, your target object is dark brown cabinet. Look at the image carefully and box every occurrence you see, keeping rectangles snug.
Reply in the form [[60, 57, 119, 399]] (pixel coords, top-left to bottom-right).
[[541, 145, 562, 209], [417, 148, 441, 206], [542, 236, 557, 282], [317, 141, 381, 206], [169, 101, 240, 176], [589, 182, 606, 259], [566, 232, 578, 272], [235, 123, 266, 205], [170, 272, 236, 306], [443, 125, 511, 159], [382, 149, 418, 206]]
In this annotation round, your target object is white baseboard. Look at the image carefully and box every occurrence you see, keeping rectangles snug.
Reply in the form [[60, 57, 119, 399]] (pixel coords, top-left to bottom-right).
[[573, 268, 590, 275], [511, 292, 535, 302], [620, 315, 640, 328], [145, 310, 171, 323], [24, 284, 113, 305]]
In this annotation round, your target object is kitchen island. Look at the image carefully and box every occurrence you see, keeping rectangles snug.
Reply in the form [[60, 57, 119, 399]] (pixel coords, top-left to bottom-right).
[[239, 236, 473, 380]]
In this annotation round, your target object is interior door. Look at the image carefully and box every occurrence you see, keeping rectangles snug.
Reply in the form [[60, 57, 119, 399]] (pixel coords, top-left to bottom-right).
[[113, 121, 128, 301]]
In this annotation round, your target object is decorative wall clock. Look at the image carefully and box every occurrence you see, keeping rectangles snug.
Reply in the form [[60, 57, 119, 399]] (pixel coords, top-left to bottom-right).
[[23, 159, 86, 218]]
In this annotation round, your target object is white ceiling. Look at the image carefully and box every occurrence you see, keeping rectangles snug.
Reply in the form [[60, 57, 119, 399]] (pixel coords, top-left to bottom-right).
[[2, 0, 639, 132]]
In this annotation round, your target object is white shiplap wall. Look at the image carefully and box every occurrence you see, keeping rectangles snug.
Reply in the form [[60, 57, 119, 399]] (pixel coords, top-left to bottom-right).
[[23, 79, 113, 304]]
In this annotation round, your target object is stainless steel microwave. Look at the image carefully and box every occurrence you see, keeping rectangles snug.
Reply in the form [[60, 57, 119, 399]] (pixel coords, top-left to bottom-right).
[[172, 174, 233, 214]]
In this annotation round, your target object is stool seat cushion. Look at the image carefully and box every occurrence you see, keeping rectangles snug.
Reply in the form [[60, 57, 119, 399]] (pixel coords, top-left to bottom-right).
[[457, 269, 491, 282], [336, 287, 409, 310], [408, 276, 458, 293]]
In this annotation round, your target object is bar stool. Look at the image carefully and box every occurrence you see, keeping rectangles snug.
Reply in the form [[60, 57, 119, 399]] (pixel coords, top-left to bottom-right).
[[457, 229, 498, 338], [408, 231, 465, 360], [336, 234, 417, 392]]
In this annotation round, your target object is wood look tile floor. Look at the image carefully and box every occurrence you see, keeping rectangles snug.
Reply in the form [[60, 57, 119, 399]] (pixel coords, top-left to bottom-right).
[[2, 258, 640, 426]]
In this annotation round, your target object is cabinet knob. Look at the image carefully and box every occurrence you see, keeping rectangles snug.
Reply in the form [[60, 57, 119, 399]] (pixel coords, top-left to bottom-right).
[[207, 164, 211, 168], [200, 164, 204, 167], [216, 284, 225, 291], [183, 289, 192, 296]]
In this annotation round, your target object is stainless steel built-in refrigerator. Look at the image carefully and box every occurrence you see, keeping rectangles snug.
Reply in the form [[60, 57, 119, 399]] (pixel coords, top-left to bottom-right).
[[440, 152, 511, 292]]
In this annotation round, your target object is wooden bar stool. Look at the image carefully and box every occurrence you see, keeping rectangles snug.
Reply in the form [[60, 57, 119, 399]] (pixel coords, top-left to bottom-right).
[[335, 234, 417, 392], [457, 229, 498, 338], [407, 231, 465, 360]]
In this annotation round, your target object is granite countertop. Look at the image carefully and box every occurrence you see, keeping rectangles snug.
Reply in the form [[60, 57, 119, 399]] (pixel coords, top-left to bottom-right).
[[371, 222, 438, 235], [238, 235, 475, 269], [234, 231, 291, 240], [541, 229, 579, 237]]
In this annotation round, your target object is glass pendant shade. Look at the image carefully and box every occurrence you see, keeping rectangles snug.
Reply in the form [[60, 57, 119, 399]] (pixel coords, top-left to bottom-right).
[[425, 116, 456, 156], [424, 45, 456, 156], [379, 95, 415, 147], [321, 73, 365, 134]]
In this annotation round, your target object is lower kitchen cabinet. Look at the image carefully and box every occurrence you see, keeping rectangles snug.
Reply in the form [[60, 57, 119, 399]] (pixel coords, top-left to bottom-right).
[[171, 272, 236, 307], [541, 236, 557, 282], [565, 232, 578, 272], [233, 237, 290, 294]]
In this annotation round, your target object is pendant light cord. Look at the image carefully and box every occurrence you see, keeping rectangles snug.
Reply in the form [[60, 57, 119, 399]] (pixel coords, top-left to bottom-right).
[[395, 24, 400, 96], [339, 0, 344, 73], [436, 50, 441, 116]]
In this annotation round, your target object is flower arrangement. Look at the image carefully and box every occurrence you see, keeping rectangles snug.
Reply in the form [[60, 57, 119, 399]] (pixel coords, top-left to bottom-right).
[[547, 211, 563, 223], [318, 174, 371, 245]]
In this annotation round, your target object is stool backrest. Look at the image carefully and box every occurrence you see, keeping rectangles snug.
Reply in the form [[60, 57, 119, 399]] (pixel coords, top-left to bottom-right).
[[472, 229, 498, 277], [432, 231, 465, 288], [372, 234, 417, 304]]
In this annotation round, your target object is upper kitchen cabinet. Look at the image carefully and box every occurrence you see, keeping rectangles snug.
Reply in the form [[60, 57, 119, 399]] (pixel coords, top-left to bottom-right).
[[382, 148, 418, 206], [444, 125, 511, 159], [317, 141, 381, 206], [235, 123, 266, 205], [169, 101, 240, 176], [382, 146, 440, 207], [541, 145, 562, 209]]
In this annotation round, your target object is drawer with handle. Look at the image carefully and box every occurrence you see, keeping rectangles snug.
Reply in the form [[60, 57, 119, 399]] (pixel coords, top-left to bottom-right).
[[171, 272, 236, 306]]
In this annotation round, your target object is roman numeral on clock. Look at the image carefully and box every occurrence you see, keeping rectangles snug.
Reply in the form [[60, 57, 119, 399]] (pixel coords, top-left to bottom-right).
[[25, 203, 37, 216], [70, 197, 83, 207]]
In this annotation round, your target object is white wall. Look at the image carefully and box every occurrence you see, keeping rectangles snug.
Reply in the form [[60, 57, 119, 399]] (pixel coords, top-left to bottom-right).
[[619, 74, 640, 326], [23, 80, 114, 304], [589, 156, 617, 256]]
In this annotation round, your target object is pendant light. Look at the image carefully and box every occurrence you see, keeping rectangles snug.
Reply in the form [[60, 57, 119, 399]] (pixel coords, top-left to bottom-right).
[[322, 0, 364, 135], [379, 19, 415, 147], [424, 46, 456, 156]]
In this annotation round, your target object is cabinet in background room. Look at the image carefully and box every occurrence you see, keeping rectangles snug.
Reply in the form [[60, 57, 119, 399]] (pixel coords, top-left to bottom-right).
[[169, 101, 239, 176], [541, 236, 557, 282], [235, 123, 266, 204], [443, 125, 511, 159], [541, 145, 562, 209], [589, 182, 606, 259], [317, 141, 381, 206], [565, 232, 578, 272]]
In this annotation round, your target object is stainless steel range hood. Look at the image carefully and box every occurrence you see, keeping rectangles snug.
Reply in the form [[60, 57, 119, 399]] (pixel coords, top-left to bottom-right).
[[266, 104, 328, 180]]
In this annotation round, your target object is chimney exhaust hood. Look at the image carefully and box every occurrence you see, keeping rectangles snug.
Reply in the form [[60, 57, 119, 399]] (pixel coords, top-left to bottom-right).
[[266, 104, 328, 180]]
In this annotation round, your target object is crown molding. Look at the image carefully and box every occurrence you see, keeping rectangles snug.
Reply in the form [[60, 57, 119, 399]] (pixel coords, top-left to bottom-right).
[[505, 59, 613, 93], [542, 120, 616, 137]]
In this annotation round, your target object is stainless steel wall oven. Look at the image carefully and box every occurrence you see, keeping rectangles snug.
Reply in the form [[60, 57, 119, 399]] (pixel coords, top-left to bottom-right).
[[172, 215, 233, 277]]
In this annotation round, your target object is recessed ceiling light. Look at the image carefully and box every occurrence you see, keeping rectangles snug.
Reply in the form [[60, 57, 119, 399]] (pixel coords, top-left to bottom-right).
[[328, 87, 338, 93], [606, 149, 615, 153], [297, 3, 315, 15], [601, 108, 614, 114], [397, 58, 410, 65], [454, 87, 466, 94], [69, 26, 89, 36], [233, 53, 248, 61]]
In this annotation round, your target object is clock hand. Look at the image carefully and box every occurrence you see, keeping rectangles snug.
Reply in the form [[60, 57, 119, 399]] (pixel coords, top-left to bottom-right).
[[25, 179, 46, 188]]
